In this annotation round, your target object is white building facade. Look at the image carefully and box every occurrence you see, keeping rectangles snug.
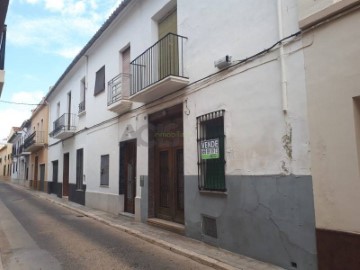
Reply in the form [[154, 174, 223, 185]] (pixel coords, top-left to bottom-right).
[[46, 1, 317, 269], [8, 124, 29, 185]]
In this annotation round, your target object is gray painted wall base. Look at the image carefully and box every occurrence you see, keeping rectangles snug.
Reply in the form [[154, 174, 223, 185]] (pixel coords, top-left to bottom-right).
[[184, 175, 317, 270], [86, 191, 123, 215]]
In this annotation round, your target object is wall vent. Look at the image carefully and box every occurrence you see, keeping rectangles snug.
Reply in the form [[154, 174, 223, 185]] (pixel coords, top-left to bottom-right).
[[202, 215, 218, 238]]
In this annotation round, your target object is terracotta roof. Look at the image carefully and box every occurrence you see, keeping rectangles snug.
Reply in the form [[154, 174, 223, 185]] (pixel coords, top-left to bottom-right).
[[12, 127, 21, 132]]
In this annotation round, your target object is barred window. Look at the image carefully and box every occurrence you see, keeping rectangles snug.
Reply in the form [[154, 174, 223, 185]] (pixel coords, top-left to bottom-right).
[[197, 110, 226, 191]]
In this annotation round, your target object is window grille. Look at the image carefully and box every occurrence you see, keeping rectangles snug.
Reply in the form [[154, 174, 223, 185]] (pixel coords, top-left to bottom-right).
[[197, 110, 226, 191]]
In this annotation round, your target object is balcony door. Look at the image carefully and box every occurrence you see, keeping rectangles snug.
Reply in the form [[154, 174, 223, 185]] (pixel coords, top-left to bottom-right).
[[122, 47, 131, 97], [67, 92, 71, 130], [158, 9, 178, 79]]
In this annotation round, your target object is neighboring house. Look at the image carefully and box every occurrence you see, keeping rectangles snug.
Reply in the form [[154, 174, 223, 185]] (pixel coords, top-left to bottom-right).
[[298, 0, 360, 269], [0, 142, 12, 179], [24, 99, 49, 191], [0, 0, 9, 96], [7, 126, 22, 182], [45, 0, 316, 269]]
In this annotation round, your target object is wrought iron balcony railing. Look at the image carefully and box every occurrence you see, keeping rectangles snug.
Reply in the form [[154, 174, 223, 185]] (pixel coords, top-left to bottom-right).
[[24, 131, 45, 149], [50, 113, 76, 137], [108, 73, 131, 106], [130, 33, 187, 96], [78, 100, 85, 114]]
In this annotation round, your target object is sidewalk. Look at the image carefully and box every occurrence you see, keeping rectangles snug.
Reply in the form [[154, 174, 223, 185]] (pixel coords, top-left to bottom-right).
[[4, 181, 283, 270]]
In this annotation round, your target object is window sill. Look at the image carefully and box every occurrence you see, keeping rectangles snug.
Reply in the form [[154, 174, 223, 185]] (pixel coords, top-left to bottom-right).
[[199, 190, 227, 196], [100, 185, 109, 188], [78, 110, 86, 117]]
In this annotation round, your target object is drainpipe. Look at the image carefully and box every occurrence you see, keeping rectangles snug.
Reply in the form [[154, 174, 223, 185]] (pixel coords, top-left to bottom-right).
[[85, 55, 89, 90], [277, 0, 288, 112]]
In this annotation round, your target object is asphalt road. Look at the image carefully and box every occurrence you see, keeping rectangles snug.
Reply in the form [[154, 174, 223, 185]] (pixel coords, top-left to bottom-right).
[[0, 182, 210, 270]]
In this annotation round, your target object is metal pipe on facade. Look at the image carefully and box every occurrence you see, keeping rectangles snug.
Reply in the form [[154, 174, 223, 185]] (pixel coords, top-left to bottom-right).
[[277, 0, 288, 112]]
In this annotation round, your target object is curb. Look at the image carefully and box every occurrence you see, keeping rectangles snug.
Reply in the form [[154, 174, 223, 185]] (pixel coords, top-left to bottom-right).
[[7, 183, 239, 270], [0, 254, 3, 270]]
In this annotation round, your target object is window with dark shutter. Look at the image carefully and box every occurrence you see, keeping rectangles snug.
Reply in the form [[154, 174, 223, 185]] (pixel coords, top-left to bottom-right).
[[100, 154, 110, 186], [94, 65, 105, 96], [197, 110, 226, 191]]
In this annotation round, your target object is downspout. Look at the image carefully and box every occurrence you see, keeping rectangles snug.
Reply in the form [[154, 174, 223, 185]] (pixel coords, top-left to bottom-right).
[[85, 55, 89, 90], [277, 0, 288, 112], [277, 0, 293, 175]]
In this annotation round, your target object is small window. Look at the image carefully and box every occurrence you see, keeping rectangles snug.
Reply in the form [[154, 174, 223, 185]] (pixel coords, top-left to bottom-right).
[[197, 110, 226, 191], [100, 154, 109, 186], [94, 66, 105, 96]]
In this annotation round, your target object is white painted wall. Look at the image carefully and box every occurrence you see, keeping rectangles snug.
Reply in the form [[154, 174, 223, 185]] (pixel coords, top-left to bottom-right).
[[47, 0, 310, 215], [301, 9, 360, 232]]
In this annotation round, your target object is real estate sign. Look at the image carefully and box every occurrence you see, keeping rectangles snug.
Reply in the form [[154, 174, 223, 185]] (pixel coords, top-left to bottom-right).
[[201, 138, 219, 159]]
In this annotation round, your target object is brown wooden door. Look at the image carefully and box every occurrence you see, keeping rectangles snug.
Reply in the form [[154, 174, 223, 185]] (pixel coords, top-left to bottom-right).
[[153, 109, 184, 224], [63, 153, 69, 196], [40, 164, 45, 191], [122, 140, 136, 214], [34, 156, 39, 189]]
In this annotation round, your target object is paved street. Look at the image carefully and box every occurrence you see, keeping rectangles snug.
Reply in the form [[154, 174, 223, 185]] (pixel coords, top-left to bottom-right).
[[0, 182, 210, 270]]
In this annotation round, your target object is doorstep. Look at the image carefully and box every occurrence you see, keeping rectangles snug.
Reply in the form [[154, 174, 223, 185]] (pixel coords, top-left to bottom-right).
[[147, 218, 185, 235]]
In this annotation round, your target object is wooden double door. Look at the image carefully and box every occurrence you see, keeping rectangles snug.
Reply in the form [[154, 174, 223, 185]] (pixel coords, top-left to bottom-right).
[[151, 105, 184, 224]]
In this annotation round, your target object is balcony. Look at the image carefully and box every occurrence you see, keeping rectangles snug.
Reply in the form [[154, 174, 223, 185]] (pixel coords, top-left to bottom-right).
[[78, 100, 85, 115], [130, 33, 188, 103], [0, 25, 6, 96], [19, 144, 30, 156], [24, 131, 46, 152], [50, 113, 76, 140], [107, 73, 132, 114]]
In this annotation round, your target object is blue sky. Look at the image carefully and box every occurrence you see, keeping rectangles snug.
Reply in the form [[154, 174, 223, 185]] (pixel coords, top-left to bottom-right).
[[0, 0, 122, 142]]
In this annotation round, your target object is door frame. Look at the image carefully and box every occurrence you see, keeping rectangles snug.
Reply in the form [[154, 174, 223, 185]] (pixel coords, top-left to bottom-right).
[[149, 104, 184, 224]]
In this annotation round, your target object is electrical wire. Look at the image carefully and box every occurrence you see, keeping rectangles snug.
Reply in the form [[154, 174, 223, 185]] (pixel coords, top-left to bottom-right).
[[0, 100, 46, 106]]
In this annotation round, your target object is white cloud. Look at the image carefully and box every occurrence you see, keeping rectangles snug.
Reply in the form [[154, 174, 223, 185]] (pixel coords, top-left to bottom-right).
[[44, 0, 64, 12], [11, 91, 45, 104], [7, 15, 98, 57], [56, 46, 82, 59], [0, 107, 31, 141], [0, 91, 45, 141], [7, 1, 122, 58], [24, 0, 40, 4]]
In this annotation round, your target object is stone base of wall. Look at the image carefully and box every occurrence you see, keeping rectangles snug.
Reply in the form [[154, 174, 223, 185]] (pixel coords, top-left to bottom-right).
[[69, 184, 86, 205], [317, 228, 360, 270], [86, 191, 122, 215], [48, 183, 63, 198], [184, 174, 317, 270]]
